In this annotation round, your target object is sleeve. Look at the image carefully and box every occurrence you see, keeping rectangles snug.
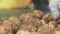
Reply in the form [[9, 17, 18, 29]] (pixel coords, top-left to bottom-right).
[[49, 0, 60, 20]]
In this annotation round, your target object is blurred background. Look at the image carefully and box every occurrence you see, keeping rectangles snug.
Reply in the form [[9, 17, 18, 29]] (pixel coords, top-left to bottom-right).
[[0, 0, 50, 20], [0, 0, 34, 20]]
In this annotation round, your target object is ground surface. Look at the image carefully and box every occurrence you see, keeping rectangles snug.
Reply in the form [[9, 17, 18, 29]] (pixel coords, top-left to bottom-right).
[[0, 8, 33, 20]]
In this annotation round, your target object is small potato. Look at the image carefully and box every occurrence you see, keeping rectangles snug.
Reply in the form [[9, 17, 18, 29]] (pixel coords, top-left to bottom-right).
[[42, 13, 54, 22], [40, 20, 47, 25], [55, 27, 60, 31], [38, 25, 55, 34], [55, 26, 60, 34], [49, 21, 56, 30], [55, 31, 60, 34], [16, 30, 30, 34], [1, 24, 12, 31], [19, 25, 36, 32], [2, 20, 19, 31], [33, 10, 44, 19], [31, 32, 37, 34], [0, 26, 13, 34], [19, 13, 32, 19], [19, 13, 33, 23], [56, 19, 60, 25], [8, 16, 21, 31], [17, 31, 40, 34], [8, 16, 21, 25]]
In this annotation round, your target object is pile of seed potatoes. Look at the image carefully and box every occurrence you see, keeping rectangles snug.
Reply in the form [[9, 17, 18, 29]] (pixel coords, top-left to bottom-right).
[[0, 10, 60, 34]]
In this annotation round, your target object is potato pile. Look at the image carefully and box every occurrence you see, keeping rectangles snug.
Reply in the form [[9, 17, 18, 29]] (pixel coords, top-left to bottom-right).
[[0, 10, 60, 34]]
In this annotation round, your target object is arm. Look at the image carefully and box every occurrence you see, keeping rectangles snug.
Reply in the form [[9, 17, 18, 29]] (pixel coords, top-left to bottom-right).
[[49, 0, 60, 20]]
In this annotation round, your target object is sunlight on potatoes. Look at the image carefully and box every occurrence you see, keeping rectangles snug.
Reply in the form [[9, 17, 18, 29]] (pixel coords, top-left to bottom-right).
[[0, 0, 29, 9]]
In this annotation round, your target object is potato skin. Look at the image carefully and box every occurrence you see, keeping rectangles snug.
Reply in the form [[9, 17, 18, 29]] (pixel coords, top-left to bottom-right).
[[16, 30, 30, 34], [38, 25, 55, 34], [33, 10, 44, 19], [42, 13, 54, 22], [0, 26, 13, 34]]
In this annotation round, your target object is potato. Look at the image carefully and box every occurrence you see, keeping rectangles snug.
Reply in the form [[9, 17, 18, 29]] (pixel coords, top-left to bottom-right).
[[40, 20, 48, 25], [42, 13, 54, 22], [49, 21, 56, 30], [8, 16, 21, 31], [16, 30, 39, 34], [19, 25, 36, 32], [55, 26, 60, 34], [38, 25, 55, 34], [1, 21, 13, 31], [31, 18, 42, 27], [19, 13, 33, 23], [33, 10, 44, 19], [55, 31, 60, 34], [56, 19, 60, 25], [0, 26, 13, 34], [19, 15, 42, 27], [16, 30, 30, 34], [31, 32, 38, 34]]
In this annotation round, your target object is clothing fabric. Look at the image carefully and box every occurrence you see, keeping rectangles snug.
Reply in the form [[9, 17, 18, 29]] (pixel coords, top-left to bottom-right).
[[49, 0, 60, 20], [32, 0, 50, 14]]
